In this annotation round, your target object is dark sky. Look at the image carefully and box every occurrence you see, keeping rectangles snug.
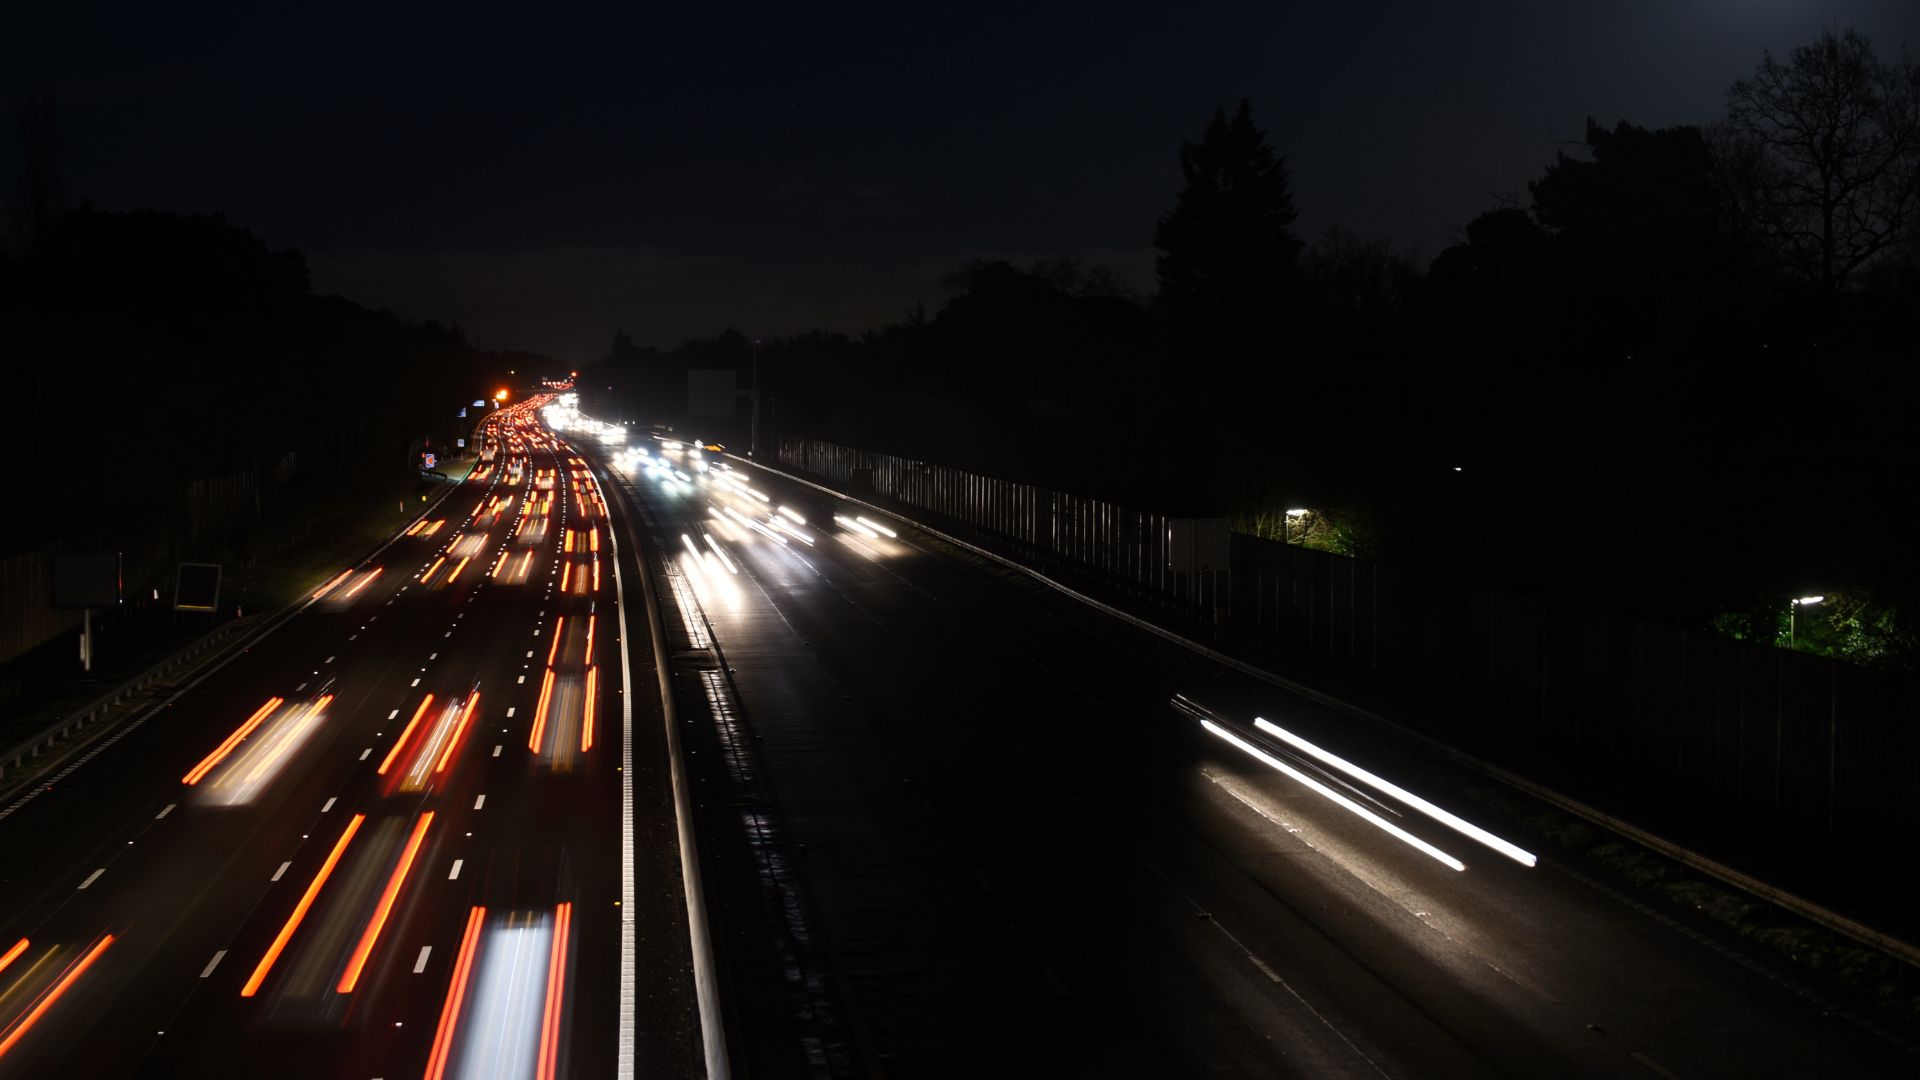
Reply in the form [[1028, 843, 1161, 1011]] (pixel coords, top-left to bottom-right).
[[9, 1, 1918, 365]]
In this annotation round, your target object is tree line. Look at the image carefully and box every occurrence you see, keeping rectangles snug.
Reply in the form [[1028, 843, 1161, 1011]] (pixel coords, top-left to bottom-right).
[[582, 28, 1920, 666]]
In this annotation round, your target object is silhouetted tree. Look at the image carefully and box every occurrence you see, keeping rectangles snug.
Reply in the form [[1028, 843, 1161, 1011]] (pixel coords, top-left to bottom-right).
[[1153, 99, 1302, 332], [1724, 29, 1920, 294]]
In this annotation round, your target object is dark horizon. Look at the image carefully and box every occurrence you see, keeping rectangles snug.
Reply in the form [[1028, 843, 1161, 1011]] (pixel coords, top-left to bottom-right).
[[6, 1, 1916, 362]]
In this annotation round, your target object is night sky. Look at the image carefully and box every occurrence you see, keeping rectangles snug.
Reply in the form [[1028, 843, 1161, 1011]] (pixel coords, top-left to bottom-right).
[[9, 1, 1918, 364]]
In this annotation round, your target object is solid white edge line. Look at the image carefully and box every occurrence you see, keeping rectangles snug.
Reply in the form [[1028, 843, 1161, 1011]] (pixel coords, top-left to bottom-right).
[[1202, 720, 1465, 872], [1252, 717, 1536, 867], [600, 431, 727, 1080]]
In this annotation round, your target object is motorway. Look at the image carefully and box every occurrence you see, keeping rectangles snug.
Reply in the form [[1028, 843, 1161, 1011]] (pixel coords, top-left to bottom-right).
[[0, 400, 695, 1078], [582, 417, 1919, 1080]]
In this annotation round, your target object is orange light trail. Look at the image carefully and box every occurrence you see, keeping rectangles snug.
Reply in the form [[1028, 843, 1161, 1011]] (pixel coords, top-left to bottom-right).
[[183, 697, 285, 785], [585, 614, 596, 658], [517, 550, 534, 579], [421, 557, 447, 582], [241, 815, 363, 997], [581, 666, 597, 752], [337, 811, 434, 993], [547, 616, 565, 666], [446, 555, 472, 583], [589, 527, 599, 552], [341, 567, 384, 599], [423, 906, 487, 1080], [0, 939, 27, 978], [312, 570, 354, 601], [379, 695, 436, 776], [592, 557, 600, 592], [536, 902, 572, 1080], [560, 561, 571, 592], [405, 520, 426, 536], [435, 693, 480, 773], [0, 935, 114, 1061], [564, 529, 574, 553], [490, 550, 510, 578], [529, 669, 556, 753]]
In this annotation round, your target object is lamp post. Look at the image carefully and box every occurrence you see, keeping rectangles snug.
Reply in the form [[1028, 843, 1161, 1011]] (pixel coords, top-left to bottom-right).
[[1789, 595, 1825, 648]]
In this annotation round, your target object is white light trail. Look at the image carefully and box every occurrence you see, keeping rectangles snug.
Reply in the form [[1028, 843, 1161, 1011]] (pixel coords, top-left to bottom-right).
[[1252, 718, 1536, 867], [1201, 720, 1465, 872]]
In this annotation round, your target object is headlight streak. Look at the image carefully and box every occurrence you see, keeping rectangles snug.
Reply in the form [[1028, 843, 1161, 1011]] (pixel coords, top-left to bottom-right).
[[312, 570, 354, 601], [203, 694, 334, 806], [424, 906, 487, 1080], [341, 567, 383, 600], [702, 534, 738, 574], [854, 516, 897, 538], [1251, 717, 1537, 868], [775, 505, 806, 525], [834, 515, 879, 539], [337, 810, 434, 993], [1200, 720, 1466, 872], [241, 814, 364, 997], [182, 697, 285, 785], [0, 934, 114, 1061]]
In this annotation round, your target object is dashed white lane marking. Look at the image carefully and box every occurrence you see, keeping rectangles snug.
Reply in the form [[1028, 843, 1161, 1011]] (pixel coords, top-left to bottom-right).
[[272, 861, 291, 882], [359, 748, 372, 761], [410, 677, 421, 687], [1042, 967, 1070, 998], [445, 631, 453, 638], [526, 650, 534, 658], [78, 869, 105, 890], [414, 946, 433, 973], [492, 745, 502, 758], [348, 634, 358, 641], [449, 859, 463, 880], [505, 707, 516, 717], [388, 709, 401, 720], [324, 655, 335, 664], [429, 652, 438, 660], [294, 682, 307, 693], [517, 675, 526, 684], [200, 950, 227, 978], [322, 797, 336, 813], [1249, 955, 1283, 983], [156, 803, 175, 820], [473, 795, 486, 810]]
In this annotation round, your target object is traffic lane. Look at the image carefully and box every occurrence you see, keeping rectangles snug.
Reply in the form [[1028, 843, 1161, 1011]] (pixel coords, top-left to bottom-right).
[[683, 459, 1916, 1077], [782, 529, 1920, 1078], [0, 455, 542, 1073], [670, 524, 1565, 1078]]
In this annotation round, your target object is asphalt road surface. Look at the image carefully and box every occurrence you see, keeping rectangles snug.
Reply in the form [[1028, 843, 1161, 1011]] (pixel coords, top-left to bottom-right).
[[587, 427, 1917, 1080], [0, 400, 695, 1079]]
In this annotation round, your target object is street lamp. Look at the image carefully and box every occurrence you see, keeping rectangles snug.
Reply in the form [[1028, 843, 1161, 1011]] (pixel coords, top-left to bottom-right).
[[1789, 595, 1825, 648], [1282, 507, 1313, 541]]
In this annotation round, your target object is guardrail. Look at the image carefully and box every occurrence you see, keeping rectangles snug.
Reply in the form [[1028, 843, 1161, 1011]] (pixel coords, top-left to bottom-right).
[[0, 617, 250, 783]]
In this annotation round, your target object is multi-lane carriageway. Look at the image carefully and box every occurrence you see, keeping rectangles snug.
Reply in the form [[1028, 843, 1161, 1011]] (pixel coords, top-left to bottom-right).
[[8, 388, 1920, 1079], [0, 398, 693, 1078]]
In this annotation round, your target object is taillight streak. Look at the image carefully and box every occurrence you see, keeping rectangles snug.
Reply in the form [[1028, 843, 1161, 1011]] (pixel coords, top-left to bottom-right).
[[241, 815, 364, 997], [379, 695, 436, 776], [337, 812, 434, 993], [423, 907, 487, 1080], [183, 697, 285, 785]]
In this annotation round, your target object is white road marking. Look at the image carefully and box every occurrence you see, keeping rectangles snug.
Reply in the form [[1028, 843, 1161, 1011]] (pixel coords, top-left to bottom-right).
[[324, 656, 335, 664], [492, 745, 502, 757], [449, 859, 463, 880], [272, 861, 291, 882], [388, 709, 400, 720], [360, 748, 372, 760], [473, 795, 486, 810], [200, 950, 227, 978], [156, 803, 175, 820], [1249, 955, 1283, 983], [348, 634, 358, 641], [526, 650, 534, 658], [78, 868, 105, 890], [414, 946, 433, 973], [429, 652, 438, 660], [410, 678, 421, 687], [506, 707, 516, 717], [517, 675, 526, 684], [322, 797, 336, 812], [1633, 1052, 1682, 1080], [294, 682, 307, 693]]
